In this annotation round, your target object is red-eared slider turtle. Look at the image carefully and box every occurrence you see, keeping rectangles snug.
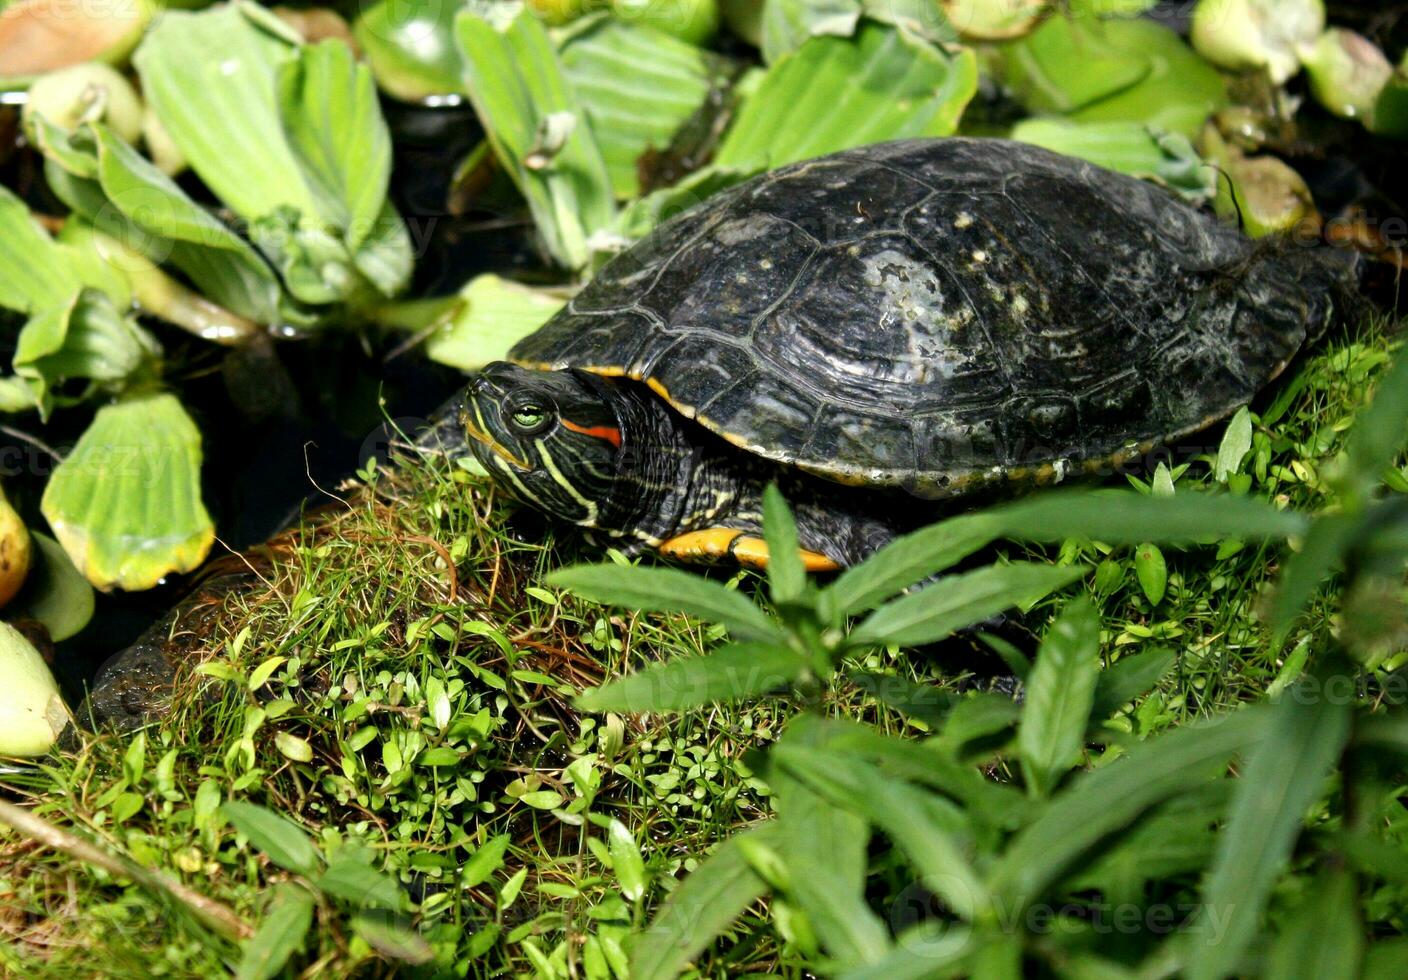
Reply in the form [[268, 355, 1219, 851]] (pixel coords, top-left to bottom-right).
[[461, 138, 1354, 569]]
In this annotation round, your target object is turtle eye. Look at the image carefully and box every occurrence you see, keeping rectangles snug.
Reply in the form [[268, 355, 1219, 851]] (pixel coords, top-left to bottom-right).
[[510, 403, 551, 434]]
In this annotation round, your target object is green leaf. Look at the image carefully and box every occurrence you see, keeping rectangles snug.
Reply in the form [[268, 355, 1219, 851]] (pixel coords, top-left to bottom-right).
[[610, 164, 750, 242], [1186, 676, 1353, 980], [577, 642, 803, 713], [776, 743, 987, 920], [608, 818, 649, 903], [769, 720, 890, 968], [1010, 17, 1227, 139], [850, 562, 1082, 648], [819, 723, 1031, 830], [41, 392, 215, 591], [460, 834, 510, 888], [1214, 407, 1254, 482], [1019, 598, 1101, 798], [846, 671, 956, 728], [827, 512, 1002, 617], [1134, 543, 1167, 605], [988, 707, 1266, 913], [631, 824, 776, 980], [274, 732, 313, 763], [353, 0, 465, 103], [761, 484, 805, 604], [349, 910, 435, 964], [7, 531, 96, 641], [12, 287, 157, 418], [1001, 15, 1151, 113], [1008, 119, 1215, 202], [995, 489, 1305, 544], [276, 40, 392, 251], [1269, 513, 1363, 642], [1265, 868, 1362, 980], [0, 184, 79, 314], [41, 125, 285, 326], [1066, 783, 1229, 895], [222, 801, 320, 876], [1364, 939, 1408, 980], [1089, 647, 1176, 723], [416, 275, 567, 372], [316, 854, 404, 910], [715, 22, 977, 171], [235, 884, 315, 980], [560, 15, 724, 198], [135, 3, 314, 221], [839, 923, 975, 980], [761, 0, 861, 64], [1342, 348, 1408, 503], [455, 6, 616, 269], [548, 563, 786, 644]]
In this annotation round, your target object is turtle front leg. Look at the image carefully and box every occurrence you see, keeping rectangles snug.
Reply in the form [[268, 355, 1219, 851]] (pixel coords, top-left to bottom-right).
[[657, 528, 841, 572]]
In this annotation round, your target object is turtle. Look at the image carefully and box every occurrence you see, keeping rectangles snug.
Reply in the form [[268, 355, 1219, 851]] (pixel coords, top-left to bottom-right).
[[460, 138, 1355, 570]]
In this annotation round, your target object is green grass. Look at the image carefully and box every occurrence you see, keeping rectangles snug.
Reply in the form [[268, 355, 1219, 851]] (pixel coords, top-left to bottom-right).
[[0, 316, 1401, 977]]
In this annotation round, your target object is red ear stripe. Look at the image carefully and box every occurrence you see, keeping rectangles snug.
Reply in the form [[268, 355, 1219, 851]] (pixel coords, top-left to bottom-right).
[[561, 419, 623, 448]]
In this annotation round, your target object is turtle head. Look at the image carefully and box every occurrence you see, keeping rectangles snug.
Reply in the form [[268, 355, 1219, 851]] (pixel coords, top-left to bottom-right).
[[462, 362, 627, 527]]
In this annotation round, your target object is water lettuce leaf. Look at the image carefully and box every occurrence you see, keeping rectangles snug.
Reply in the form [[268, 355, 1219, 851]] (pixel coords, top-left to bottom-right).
[[42, 391, 215, 590], [716, 21, 978, 171]]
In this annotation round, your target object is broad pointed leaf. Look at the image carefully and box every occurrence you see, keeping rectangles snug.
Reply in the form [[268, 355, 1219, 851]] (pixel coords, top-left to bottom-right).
[[576, 642, 803, 713]]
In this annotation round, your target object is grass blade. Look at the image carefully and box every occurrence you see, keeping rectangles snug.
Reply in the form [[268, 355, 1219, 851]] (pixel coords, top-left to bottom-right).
[[849, 562, 1082, 648], [549, 564, 785, 644], [1186, 677, 1352, 980], [1019, 598, 1101, 798], [576, 642, 803, 713]]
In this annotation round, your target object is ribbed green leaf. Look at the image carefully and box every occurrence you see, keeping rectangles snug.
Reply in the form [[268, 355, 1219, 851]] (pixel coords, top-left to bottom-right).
[[576, 642, 802, 713], [1008, 119, 1215, 201], [561, 15, 721, 198], [455, 7, 615, 269], [41, 392, 214, 591], [420, 274, 566, 372], [1186, 679, 1353, 980], [761, 0, 861, 64], [0, 184, 79, 314], [549, 563, 785, 644], [1019, 598, 1101, 798], [850, 562, 1082, 648], [135, 3, 314, 220], [277, 40, 392, 248], [716, 22, 977, 170], [8, 532, 96, 642], [44, 125, 285, 325]]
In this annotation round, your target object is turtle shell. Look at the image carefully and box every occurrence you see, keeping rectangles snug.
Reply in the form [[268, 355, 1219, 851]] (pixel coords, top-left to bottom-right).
[[510, 138, 1344, 497]]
